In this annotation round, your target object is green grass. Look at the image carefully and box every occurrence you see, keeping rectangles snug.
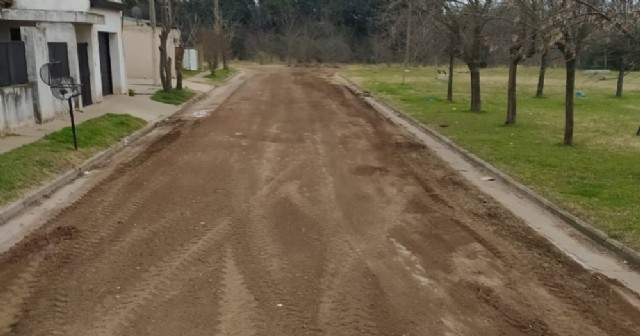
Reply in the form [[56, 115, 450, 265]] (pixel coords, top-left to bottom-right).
[[205, 68, 236, 84], [345, 65, 640, 249], [181, 70, 202, 79], [0, 114, 146, 206], [151, 89, 197, 105]]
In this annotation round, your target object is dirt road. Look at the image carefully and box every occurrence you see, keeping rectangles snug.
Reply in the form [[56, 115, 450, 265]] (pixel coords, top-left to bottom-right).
[[1, 68, 639, 336]]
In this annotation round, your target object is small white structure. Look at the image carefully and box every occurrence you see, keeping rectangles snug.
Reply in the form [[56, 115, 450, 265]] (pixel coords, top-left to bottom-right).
[[0, 0, 127, 133], [183, 49, 199, 71]]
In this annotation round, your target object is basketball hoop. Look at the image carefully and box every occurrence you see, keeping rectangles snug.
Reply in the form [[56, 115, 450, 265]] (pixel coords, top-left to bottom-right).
[[40, 62, 83, 150]]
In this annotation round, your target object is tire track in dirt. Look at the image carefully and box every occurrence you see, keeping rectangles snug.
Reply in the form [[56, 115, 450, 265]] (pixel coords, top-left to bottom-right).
[[82, 219, 230, 336], [215, 248, 264, 336], [286, 74, 402, 335], [0, 259, 42, 334], [26, 159, 181, 336], [1, 68, 640, 336], [0, 226, 75, 335]]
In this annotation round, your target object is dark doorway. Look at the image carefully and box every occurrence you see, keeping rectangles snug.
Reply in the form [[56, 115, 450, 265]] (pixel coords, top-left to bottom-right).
[[77, 43, 93, 106], [47, 42, 70, 79], [10, 28, 21, 41], [98, 32, 113, 96]]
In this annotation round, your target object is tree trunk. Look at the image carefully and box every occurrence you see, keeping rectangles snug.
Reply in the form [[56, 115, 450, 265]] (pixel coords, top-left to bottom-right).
[[505, 58, 519, 125], [402, 2, 411, 85], [158, 0, 172, 92], [166, 57, 172, 89], [176, 68, 182, 90], [469, 64, 481, 112], [213, 0, 222, 74], [616, 56, 625, 98], [175, 47, 184, 91], [536, 50, 548, 98], [222, 48, 228, 71], [159, 31, 171, 91], [447, 52, 454, 102], [211, 32, 219, 76], [564, 57, 576, 146]]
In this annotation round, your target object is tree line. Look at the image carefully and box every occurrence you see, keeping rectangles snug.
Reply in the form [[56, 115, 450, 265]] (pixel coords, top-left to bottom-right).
[[123, 0, 640, 146]]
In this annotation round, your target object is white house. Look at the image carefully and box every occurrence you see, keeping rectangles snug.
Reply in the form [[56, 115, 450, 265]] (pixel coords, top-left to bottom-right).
[[0, 0, 127, 133]]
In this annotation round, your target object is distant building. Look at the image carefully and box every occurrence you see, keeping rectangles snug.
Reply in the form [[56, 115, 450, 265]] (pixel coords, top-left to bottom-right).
[[122, 16, 181, 79], [0, 0, 127, 133]]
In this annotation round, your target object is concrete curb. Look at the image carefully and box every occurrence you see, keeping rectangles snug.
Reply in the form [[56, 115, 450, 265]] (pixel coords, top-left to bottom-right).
[[0, 120, 158, 225], [0, 72, 245, 226], [338, 74, 640, 268]]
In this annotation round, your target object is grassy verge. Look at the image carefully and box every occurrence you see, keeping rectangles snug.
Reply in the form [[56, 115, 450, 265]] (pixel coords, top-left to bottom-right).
[[151, 89, 197, 105], [0, 114, 146, 206], [205, 68, 236, 84], [181, 70, 202, 79], [345, 65, 640, 249]]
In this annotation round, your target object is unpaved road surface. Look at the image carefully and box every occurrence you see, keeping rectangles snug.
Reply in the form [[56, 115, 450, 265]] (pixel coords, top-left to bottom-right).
[[1, 68, 640, 336]]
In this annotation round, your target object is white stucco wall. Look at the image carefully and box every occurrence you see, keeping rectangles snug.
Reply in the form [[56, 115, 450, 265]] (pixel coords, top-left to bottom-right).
[[91, 8, 127, 95], [0, 84, 35, 133], [21, 26, 56, 123], [13, 0, 90, 12], [123, 20, 180, 79], [36, 22, 80, 117]]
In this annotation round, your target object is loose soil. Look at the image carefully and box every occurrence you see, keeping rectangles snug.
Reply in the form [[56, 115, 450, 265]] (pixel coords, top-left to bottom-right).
[[0, 68, 639, 336]]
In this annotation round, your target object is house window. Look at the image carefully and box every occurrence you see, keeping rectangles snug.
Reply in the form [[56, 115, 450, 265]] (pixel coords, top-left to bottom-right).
[[47, 42, 70, 79], [0, 42, 28, 87], [10, 28, 21, 41]]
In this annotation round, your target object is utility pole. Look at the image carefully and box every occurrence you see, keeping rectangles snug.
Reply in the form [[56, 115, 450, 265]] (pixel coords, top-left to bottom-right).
[[402, 1, 411, 85], [150, 0, 159, 85]]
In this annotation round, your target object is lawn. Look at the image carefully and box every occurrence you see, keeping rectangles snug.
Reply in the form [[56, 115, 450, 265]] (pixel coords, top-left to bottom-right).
[[181, 69, 202, 79], [0, 114, 146, 207], [344, 64, 640, 249], [151, 88, 197, 105], [205, 68, 236, 84]]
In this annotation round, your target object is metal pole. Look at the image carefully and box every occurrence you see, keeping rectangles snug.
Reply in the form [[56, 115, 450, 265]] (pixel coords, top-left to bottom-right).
[[150, 0, 159, 86], [68, 99, 78, 150]]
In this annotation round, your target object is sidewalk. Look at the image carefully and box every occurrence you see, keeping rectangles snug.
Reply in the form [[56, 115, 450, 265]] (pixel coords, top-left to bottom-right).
[[0, 77, 213, 155], [129, 76, 214, 94]]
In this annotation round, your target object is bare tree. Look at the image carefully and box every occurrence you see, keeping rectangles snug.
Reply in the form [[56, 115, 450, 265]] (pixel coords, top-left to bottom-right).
[[441, 31, 462, 102], [575, 0, 640, 97], [402, 1, 412, 85], [281, 5, 302, 66], [503, 0, 540, 125], [174, 5, 204, 90], [413, 0, 496, 112], [159, 0, 173, 92], [221, 13, 242, 70], [200, 28, 221, 73], [213, 0, 223, 72], [549, 0, 596, 146], [535, 46, 549, 97], [533, 1, 555, 98]]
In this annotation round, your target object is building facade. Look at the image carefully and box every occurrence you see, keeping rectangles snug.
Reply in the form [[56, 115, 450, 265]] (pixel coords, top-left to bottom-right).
[[0, 0, 127, 133]]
